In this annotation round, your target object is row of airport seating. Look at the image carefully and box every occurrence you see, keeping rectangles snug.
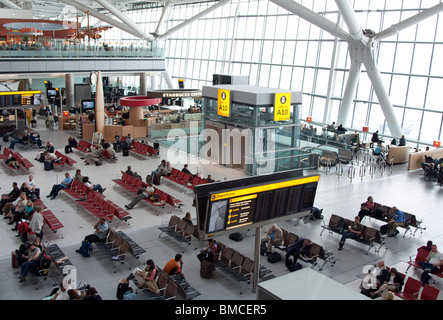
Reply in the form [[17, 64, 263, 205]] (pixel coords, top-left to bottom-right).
[[0, 147, 34, 173], [163, 167, 211, 191], [113, 171, 183, 214], [62, 178, 132, 226]]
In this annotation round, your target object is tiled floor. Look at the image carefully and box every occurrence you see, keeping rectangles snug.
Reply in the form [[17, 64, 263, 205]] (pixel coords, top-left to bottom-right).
[[1, 117, 442, 300]]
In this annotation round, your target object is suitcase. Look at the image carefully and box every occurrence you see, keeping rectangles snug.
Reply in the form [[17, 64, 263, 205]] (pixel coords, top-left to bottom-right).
[[3, 134, 8, 142], [200, 259, 214, 279], [44, 161, 53, 171], [267, 252, 282, 263], [12, 251, 18, 268], [65, 145, 71, 154], [122, 149, 129, 157], [114, 143, 122, 153], [152, 172, 161, 185]]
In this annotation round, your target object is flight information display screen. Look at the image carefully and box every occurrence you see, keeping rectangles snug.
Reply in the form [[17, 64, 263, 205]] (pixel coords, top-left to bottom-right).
[[203, 175, 319, 234]]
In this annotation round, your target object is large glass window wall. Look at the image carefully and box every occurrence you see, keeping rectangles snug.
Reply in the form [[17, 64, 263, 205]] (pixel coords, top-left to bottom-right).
[[97, 0, 443, 146]]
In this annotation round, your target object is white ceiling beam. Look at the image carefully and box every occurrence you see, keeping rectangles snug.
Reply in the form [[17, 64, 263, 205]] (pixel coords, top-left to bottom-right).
[[59, 0, 144, 39], [95, 0, 154, 41], [157, 0, 231, 40]]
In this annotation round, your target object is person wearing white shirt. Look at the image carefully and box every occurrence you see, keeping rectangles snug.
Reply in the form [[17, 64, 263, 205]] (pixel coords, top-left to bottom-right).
[[125, 183, 155, 209]]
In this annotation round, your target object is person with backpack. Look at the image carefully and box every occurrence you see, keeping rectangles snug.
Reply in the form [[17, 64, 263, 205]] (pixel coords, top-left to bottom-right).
[[197, 239, 218, 262], [75, 217, 109, 256]]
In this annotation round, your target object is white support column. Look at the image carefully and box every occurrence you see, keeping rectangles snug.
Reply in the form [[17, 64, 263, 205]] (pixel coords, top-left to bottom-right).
[[0, 0, 20, 9], [95, 0, 154, 42], [269, 0, 349, 40], [163, 68, 175, 89], [374, 2, 443, 42], [334, 0, 362, 41], [337, 60, 361, 128], [153, 2, 171, 37], [364, 60, 402, 138]]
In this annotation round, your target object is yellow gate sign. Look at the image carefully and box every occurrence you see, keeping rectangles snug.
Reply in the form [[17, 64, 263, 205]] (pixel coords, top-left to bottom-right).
[[274, 93, 291, 121], [217, 89, 230, 117]]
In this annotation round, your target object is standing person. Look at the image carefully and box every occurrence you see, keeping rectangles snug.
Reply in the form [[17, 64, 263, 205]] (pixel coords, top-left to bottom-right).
[[124, 183, 154, 209], [399, 135, 406, 146], [418, 244, 443, 286], [338, 216, 363, 250], [163, 254, 185, 279], [28, 206, 44, 240], [260, 224, 284, 255], [387, 206, 406, 237], [46, 172, 73, 200], [75, 217, 109, 254], [371, 130, 380, 146]]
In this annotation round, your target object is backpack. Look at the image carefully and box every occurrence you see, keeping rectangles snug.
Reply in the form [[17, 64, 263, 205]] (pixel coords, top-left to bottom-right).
[[288, 262, 303, 272], [267, 252, 282, 263], [39, 253, 52, 270], [229, 232, 243, 242], [310, 207, 323, 219], [80, 241, 93, 257], [335, 218, 346, 234]]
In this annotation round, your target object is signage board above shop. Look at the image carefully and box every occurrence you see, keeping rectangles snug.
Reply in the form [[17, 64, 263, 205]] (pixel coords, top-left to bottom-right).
[[147, 89, 202, 99]]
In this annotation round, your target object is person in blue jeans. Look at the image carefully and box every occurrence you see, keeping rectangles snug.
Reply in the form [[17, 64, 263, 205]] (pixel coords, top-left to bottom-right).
[[387, 206, 406, 237], [338, 216, 363, 250], [419, 244, 443, 285], [19, 241, 41, 282], [46, 172, 73, 200]]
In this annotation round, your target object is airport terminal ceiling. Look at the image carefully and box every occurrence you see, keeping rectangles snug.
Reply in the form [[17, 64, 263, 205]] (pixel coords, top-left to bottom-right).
[[4, 0, 443, 146]]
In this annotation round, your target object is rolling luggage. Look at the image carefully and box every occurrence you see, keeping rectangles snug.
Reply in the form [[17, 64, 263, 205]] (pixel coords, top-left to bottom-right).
[[65, 145, 71, 154], [152, 172, 161, 185], [122, 149, 129, 157], [200, 259, 214, 279], [44, 160, 53, 171], [12, 251, 18, 268], [380, 224, 389, 235]]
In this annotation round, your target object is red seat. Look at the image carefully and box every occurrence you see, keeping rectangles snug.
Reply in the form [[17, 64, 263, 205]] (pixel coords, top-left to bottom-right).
[[395, 277, 421, 300], [406, 248, 430, 273], [420, 284, 440, 300]]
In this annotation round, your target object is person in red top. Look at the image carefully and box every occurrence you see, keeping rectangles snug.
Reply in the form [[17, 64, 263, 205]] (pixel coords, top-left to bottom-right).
[[358, 196, 375, 220], [197, 239, 218, 262], [164, 254, 185, 279]]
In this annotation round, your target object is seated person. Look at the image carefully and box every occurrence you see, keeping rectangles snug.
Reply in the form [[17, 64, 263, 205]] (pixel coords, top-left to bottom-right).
[[285, 238, 313, 267], [399, 135, 406, 146], [182, 164, 193, 176], [387, 206, 406, 237], [197, 239, 218, 262], [370, 268, 404, 298], [125, 259, 159, 292], [182, 212, 193, 226], [125, 166, 135, 176], [338, 216, 363, 250], [206, 174, 215, 183], [4, 154, 18, 166], [66, 136, 78, 153], [75, 217, 109, 254], [261, 224, 284, 255], [0, 182, 21, 213], [46, 172, 73, 200], [27, 175, 40, 199], [163, 254, 185, 279], [4, 192, 27, 225], [150, 159, 166, 179], [82, 176, 106, 194], [418, 244, 443, 286], [44, 150, 57, 170], [373, 144, 382, 156], [359, 260, 390, 296], [124, 183, 155, 209], [358, 196, 375, 220], [83, 145, 103, 165], [36, 142, 54, 162], [18, 240, 42, 283]]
